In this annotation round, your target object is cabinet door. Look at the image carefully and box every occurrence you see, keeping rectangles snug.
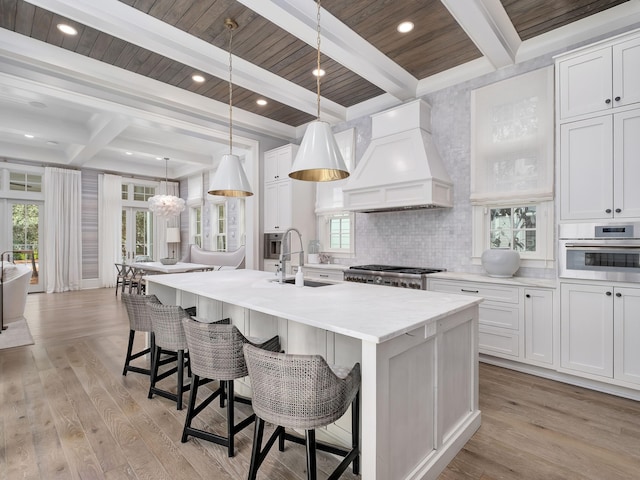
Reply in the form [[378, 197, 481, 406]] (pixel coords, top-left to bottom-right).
[[614, 287, 640, 385], [264, 181, 292, 231], [264, 150, 279, 183], [560, 283, 613, 378], [558, 47, 613, 119], [524, 288, 553, 365], [613, 109, 640, 218], [264, 182, 280, 231], [613, 36, 640, 109], [560, 116, 613, 220]]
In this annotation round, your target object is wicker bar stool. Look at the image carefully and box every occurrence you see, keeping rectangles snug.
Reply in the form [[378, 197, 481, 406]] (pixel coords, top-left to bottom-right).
[[243, 345, 361, 480], [121, 293, 160, 376], [148, 303, 194, 410], [181, 318, 280, 457]]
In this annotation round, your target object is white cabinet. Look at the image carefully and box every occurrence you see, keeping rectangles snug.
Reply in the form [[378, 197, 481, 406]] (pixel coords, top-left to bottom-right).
[[524, 288, 554, 365], [264, 181, 292, 231], [262, 144, 315, 233], [428, 278, 554, 367], [264, 144, 295, 183], [561, 282, 640, 387], [558, 33, 640, 120], [560, 109, 640, 220]]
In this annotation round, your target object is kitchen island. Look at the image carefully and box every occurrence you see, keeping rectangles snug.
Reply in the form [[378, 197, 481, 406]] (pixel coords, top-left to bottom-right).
[[145, 269, 482, 480]]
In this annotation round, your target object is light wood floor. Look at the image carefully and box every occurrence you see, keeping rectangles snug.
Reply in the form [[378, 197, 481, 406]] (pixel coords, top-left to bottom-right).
[[0, 288, 638, 479]]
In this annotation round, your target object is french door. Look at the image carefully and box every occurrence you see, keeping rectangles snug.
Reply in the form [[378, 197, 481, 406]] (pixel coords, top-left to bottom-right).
[[122, 208, 154, 262], [10, 201, 43, 292]]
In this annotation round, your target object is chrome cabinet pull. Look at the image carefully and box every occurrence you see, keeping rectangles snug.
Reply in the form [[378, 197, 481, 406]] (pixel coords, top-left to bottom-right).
[[461, 289, 479, 293]]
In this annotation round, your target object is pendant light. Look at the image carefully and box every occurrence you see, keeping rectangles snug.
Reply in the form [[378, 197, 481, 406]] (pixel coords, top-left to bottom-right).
[[148, 157, 186, 217], [209, 18, 254, 197], [289, 0, 349, 182]]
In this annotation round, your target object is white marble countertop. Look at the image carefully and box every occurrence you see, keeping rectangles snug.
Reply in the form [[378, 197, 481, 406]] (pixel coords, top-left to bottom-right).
[[427, 271, 557, 289], [145, 269, 481, 344]]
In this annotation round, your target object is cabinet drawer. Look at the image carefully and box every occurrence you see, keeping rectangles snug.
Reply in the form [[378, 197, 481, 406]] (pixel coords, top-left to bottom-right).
[[429, 280, 519, 304], [479, 303, 520, 330], [479, 326, 519, 358]]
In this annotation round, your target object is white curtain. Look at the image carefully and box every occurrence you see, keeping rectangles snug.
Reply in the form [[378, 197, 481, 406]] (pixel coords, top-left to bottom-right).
[[43, 167, 82, 293], [152, 181, 180, 260], [98, 173, 122, 288]]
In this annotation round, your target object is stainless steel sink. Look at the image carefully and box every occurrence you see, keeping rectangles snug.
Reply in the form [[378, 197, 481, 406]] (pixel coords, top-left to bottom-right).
[[280, 278, 333, 287]]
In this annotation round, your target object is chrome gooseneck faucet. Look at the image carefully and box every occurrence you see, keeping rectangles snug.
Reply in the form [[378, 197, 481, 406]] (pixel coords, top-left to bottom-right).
[[278, 228, 304, 284]]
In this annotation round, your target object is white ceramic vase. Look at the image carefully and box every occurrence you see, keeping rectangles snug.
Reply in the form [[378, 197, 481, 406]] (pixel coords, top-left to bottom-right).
[[481, 248, 520, 278]]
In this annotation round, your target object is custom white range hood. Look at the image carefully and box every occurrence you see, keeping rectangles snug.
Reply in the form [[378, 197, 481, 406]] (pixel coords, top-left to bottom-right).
[[343, 99, 452, 213]]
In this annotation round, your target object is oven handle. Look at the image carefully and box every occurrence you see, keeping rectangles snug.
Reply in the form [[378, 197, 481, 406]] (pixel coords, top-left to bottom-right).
[[563, 243, 640, 249]]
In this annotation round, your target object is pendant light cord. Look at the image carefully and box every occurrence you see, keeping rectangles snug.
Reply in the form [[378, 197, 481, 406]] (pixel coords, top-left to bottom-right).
[[228, 24, 234, 156], [316, 0, 321, 120], [164, 157, 169, 185]]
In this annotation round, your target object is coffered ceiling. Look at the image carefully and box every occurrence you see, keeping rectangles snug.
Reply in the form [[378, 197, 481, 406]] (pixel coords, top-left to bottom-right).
[[0, 0, 638, 178]]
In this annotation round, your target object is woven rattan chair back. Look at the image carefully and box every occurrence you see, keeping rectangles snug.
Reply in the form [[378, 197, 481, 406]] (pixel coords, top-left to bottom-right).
[[122, 293, 159, 332], [149, 303, 189, 351], [243, 344, 361, 430], [182, 319, 255, 381]]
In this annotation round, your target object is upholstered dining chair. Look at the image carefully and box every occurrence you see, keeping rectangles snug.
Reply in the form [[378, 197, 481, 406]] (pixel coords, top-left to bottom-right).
[[181, 319, 280, 457], [243, 345, 361, 480]]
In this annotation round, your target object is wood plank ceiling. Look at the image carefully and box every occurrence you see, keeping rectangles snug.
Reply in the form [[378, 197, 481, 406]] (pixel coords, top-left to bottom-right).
[[0, 0, 632, 128]]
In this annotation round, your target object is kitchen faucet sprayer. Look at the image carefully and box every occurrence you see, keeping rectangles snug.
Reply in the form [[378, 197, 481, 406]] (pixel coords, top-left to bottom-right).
[[278, 228, 304, 284]]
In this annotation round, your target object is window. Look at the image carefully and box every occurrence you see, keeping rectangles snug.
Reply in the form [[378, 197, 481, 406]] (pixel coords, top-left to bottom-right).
[[213, 203, 227, 251], [133, 185, 155, 202], [489, 206, 536, 252], [318, 212, 355, 256], [10, 172, 42, 193], [190, 206, 202, 247]]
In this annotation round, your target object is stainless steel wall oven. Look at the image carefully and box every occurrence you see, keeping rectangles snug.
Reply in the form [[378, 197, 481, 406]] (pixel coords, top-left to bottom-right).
[[559, 223, 640, 282]]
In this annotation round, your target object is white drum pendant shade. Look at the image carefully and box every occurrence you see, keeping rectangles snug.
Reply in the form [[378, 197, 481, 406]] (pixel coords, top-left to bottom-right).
[[289, 121, 350, 182], [209, 153, 253, 197]]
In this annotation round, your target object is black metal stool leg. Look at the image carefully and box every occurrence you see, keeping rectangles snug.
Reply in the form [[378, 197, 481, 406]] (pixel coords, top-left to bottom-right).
[[148, 344, 160, 399], [182, 374, 200, 442], [305, 429, 317, 480], [248, 417, 265, 480], [122, 330, 135, 375], [227, 380, 234, 457], [176, 349, 185, 410], [352, 391, 360, 474]]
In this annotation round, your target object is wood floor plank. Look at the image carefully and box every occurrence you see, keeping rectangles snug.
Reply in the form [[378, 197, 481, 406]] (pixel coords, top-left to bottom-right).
[[2, 287, 639, 480]]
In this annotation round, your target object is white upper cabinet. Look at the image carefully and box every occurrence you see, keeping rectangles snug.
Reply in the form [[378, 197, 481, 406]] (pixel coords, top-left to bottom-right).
[[560, 109, 640, 221], [558, 32, 640, 121], [264, 144, 296, 184]]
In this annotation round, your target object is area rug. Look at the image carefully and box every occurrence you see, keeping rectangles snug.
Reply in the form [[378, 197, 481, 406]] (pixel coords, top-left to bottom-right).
[[0, 318, 34, 350]]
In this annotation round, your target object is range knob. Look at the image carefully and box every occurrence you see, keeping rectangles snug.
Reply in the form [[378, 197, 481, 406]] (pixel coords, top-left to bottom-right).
[[375, 276, 383, 284]]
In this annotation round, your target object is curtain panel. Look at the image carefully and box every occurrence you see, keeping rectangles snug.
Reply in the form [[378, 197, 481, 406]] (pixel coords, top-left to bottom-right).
[[43, 167, 82, 293], [98, 173, 122, 288]]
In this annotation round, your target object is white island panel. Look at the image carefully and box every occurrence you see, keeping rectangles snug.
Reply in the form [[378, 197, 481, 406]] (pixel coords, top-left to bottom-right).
[[145, 269, 481, 480]]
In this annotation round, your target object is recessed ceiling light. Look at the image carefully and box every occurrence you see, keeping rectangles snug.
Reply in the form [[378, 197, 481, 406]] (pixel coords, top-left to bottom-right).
[[312, 68, 325, 77], [155, 157, 163, 160], [24, 134, 34, 139], [397, 21, 414, 33], [192, 74, 205, 83], [57, 23, 78, 35], [256, 99, 268, 106], [29, 101, 47, 109], [125, 152, 133, 156]]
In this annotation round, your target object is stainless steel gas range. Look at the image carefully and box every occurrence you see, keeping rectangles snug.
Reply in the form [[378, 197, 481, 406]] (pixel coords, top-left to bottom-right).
[[343, 264, 446, 290]]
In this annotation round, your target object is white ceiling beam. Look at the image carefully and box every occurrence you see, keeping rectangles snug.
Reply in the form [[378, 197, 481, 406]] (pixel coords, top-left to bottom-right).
[[24, 0, 345, 124], [440, 0, 521, 69], [239, 0, 417, 101], [66, 113, 130, 166]]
